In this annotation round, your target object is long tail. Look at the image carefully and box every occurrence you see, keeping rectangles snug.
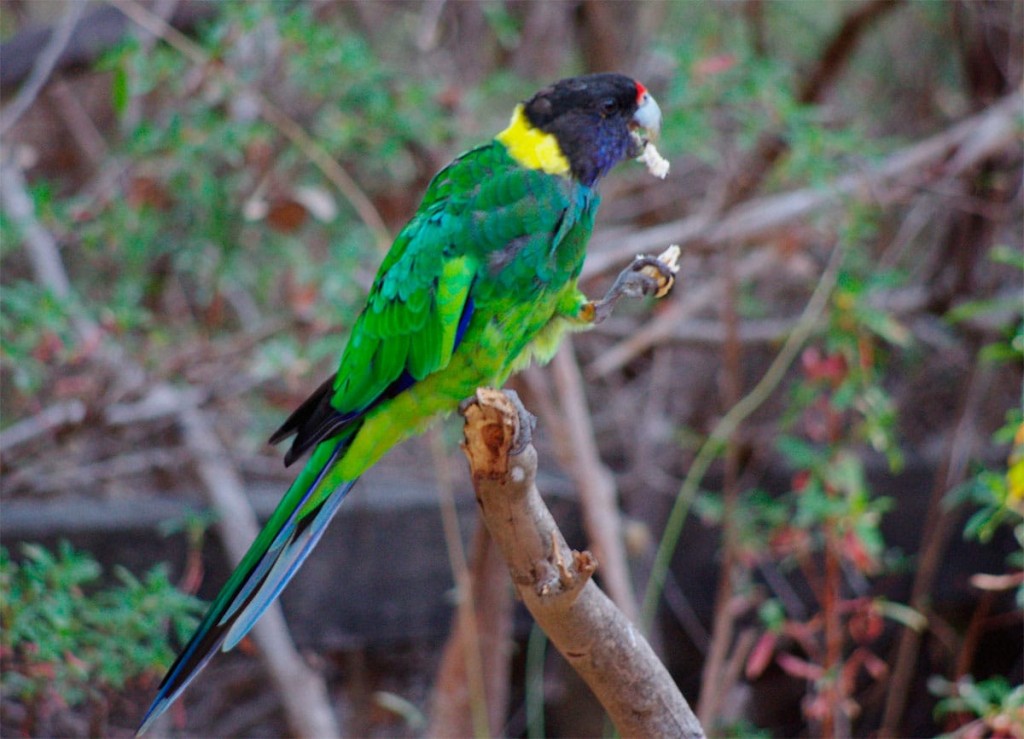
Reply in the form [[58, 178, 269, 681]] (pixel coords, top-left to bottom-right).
[[137, 434, 357, 735]]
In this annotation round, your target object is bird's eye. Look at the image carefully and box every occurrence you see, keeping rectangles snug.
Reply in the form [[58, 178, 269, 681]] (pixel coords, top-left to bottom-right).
[[600, 97, 617, 115]]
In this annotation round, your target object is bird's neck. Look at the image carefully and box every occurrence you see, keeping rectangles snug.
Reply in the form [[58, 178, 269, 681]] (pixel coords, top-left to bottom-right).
[[496, 105, 571, 177]]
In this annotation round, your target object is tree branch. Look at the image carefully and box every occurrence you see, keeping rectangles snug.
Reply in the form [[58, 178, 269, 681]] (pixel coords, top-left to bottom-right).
[[0, 0, 86, 137], [177, 404, 341, 739], [460, 388, 704, 738]]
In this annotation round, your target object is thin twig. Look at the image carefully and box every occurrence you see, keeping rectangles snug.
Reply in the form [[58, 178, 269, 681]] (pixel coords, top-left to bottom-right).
[[0, 400, 86, 454], [640, 237, 848, 633], [0, 0, 86, 137], [696, 241, 746, 726]]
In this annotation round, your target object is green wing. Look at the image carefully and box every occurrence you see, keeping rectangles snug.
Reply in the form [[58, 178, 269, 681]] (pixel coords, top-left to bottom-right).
[[331, 243, 477, 414]]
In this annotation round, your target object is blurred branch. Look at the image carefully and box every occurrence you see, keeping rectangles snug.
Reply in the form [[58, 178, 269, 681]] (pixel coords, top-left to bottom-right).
[[641, 237, 847, 633], [460, 388, 704, 738], [595, 316, 795, 345], [713, 0, 906, 213], [550, 343, 640, 622], [720, 0, 905, 211], [427, 428, 498, 739], [588, 90, 1022, 278], [0, 2, 217, 96], [0, 155, 103, 350], [0, 0, 86, 137], [107, 0, 392, 251], [589, 248, 781, 377], [586, 90, 1024, 374], [799, 0, 904, 104], [0, 400, 87, 455], [429, 524, 512, 738], [696, 240, 746, 727]]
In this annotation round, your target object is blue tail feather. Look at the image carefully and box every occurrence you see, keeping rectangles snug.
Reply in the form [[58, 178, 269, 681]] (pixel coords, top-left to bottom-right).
[[136, 442, 355, 736]]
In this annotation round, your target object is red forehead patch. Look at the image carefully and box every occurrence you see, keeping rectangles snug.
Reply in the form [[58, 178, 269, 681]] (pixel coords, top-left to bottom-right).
[[635, 81, 648, 103]]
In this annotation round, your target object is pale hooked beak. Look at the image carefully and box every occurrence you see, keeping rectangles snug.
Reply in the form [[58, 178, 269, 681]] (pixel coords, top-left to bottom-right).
[[632, 89, 662, 140]]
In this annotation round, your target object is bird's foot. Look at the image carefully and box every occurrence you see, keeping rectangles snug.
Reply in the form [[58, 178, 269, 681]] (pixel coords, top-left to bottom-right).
[[588, 245, 681, 324]]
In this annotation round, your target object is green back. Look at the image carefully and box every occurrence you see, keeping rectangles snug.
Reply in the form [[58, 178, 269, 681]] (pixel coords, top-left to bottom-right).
[[330, 141, 597, 416]]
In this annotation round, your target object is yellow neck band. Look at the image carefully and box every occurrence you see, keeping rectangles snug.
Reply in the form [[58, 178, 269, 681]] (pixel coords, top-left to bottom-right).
[[495, 104, 570, 176]]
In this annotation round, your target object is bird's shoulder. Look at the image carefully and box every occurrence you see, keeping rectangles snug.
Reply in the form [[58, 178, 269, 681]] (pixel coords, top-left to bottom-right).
[[373, 141, 586, 296]]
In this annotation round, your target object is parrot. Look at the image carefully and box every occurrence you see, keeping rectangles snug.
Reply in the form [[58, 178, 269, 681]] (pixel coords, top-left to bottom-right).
[[138, 72, 667, 733]]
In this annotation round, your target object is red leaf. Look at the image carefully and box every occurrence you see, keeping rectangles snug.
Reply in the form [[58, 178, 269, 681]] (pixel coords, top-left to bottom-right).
[[692, 54, 737, 80], [776, 652, 824, 681], [746, 631, 777, 680]]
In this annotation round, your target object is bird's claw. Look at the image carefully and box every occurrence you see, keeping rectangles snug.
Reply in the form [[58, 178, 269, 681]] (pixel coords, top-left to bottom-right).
[[589, 245, 681, 323], [620, 255, 674, 299], [633, 254, 678, 299]]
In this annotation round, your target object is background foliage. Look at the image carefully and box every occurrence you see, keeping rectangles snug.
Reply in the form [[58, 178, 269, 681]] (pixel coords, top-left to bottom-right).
[[1, 1, 1021, 736]]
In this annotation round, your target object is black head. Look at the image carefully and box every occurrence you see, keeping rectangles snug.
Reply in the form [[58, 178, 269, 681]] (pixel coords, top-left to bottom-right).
[[522, 73, 661, 187]]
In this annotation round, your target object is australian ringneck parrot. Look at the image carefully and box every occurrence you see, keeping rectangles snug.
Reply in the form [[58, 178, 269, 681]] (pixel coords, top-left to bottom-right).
[[139, 72, 664, 733]]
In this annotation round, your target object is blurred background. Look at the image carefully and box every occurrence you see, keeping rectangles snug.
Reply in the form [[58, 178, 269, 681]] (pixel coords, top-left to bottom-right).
[[1, 1, 1021, 737]]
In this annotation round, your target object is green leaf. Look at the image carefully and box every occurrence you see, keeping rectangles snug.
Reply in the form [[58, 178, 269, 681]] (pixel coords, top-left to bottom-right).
[[875, 599, 927, 632], [777, 435, 823, 470], [111, 64, 129, 118]]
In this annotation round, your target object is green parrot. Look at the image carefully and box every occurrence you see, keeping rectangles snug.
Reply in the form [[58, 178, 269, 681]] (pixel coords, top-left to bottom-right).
[[139, 72, 665, 733]]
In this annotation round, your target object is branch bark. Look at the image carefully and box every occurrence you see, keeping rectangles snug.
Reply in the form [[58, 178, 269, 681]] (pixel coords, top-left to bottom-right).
[[460, 388, 704, 738], [0, 0, 86, 137]]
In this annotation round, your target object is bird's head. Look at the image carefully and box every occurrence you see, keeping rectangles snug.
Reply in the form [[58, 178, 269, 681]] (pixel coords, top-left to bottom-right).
[[499, 73, 662, 187]]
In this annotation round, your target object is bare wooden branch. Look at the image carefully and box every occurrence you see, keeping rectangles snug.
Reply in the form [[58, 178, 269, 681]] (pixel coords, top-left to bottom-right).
[[1, 158, 73, 300], [460, 388, 704, 739]]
